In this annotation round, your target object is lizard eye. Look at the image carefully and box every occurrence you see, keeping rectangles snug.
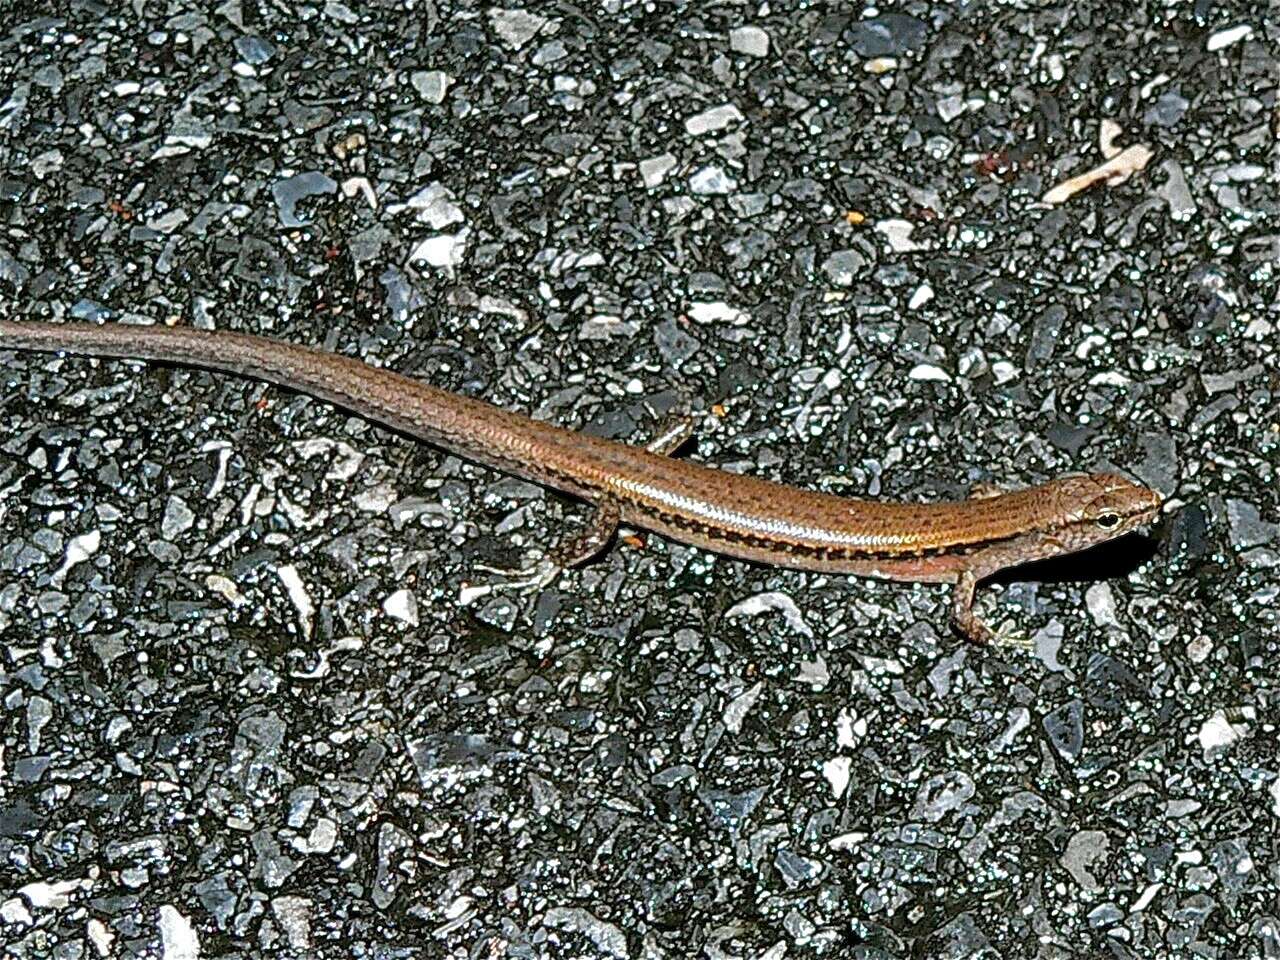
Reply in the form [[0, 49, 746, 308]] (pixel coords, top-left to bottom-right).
[[1095, 512, 1121, 530]]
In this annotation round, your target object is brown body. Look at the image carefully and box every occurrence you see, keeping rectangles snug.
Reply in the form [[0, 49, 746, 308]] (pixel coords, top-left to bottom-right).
[[0, 320, 1163, 642]]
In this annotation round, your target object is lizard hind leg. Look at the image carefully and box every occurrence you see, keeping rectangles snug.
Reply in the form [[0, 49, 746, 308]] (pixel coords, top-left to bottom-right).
[[475, 500, 622, 593], [472, 412, 697, 594]]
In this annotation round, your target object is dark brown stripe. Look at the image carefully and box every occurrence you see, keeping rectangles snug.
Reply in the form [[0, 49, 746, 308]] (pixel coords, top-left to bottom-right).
[[625, 501, 1015, 563]]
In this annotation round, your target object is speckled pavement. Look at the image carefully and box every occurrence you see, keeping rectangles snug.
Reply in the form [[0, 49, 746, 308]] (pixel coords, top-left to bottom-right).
[[1, 3, 1276, 958]]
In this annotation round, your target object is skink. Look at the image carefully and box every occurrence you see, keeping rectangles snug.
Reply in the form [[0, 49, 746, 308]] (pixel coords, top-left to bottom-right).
[[0, 320, 1162, 643]]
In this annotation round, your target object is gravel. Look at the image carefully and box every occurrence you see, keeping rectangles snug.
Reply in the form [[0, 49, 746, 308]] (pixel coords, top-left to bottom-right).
[[1, 2, 1277, 958]]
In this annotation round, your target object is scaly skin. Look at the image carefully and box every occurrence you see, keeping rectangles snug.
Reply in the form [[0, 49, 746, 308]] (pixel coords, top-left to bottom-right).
[[0, 320, 1163, 642]]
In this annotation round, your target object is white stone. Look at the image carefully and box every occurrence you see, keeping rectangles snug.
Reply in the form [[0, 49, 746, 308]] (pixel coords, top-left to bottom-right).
[[908, 363, 950, 382], [937, 95, 965, 122], [383, 589, 419, 626], [1206, 24, 1252, 51], [836, 708, 858, 749], [159, 905, 200, 960], [410, 70, 452, 103], [1, 899, 32, 925], [88, 918, 115, 957], [875, 218, 925, 251], [908, 284, 934, 309], [403, 182, 463, 228], [688, 165, 736, 194], [685, 103, 745, 136], [1197, 710, 1248, 753], [991, 360, 1018, 384], [17, 879, 81, 908], [722, 681, 764, 734], [638, 152, 677, 188], [276, 564, 314, 638], [488, 8, 552, 50], [823, 756, 851, 799], [687, 301, 748, 325], [729, 26, 769, 57], [407, 229, 469, 269]]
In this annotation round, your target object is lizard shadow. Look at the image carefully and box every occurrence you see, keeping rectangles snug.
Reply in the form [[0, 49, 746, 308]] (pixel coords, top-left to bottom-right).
[[989, 528, 1164, 587]]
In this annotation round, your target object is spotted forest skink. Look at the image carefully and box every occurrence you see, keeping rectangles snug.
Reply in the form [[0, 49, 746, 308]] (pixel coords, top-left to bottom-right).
[[0, 320, 1163, 643]]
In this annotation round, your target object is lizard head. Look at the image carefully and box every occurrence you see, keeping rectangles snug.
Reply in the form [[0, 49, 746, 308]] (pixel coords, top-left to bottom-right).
[[1052, 472, 1163, 547]]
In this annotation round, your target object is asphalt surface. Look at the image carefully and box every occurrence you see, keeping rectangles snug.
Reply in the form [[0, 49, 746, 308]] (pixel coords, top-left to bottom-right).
[[1, 2, 1277, 958]]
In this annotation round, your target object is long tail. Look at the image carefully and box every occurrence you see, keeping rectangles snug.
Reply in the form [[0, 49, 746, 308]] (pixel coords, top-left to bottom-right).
[[0, 320, 582, 490]]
